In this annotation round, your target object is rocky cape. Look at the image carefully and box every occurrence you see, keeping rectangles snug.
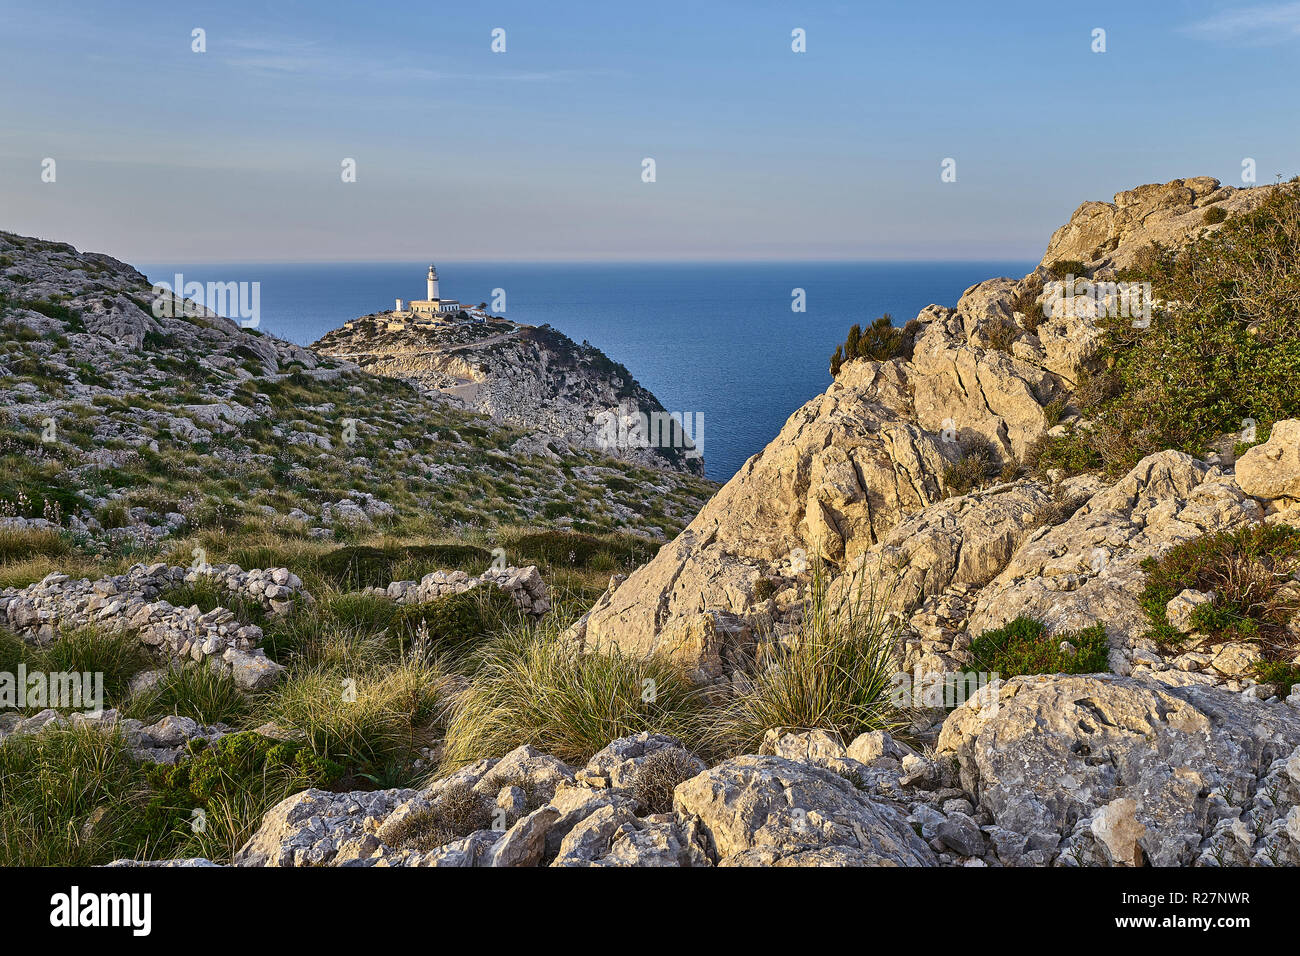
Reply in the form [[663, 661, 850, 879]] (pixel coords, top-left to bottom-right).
[[0, 230, 715, 546], [313, 312, 704, 476]]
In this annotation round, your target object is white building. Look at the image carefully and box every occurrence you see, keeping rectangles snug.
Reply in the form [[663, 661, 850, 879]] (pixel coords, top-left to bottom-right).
[[406, 263, 461, 317]]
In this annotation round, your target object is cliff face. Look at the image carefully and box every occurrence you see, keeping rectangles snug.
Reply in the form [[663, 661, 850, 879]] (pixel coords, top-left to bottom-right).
[[570, 177, 1299, 691], [313, 314, 705, 476]]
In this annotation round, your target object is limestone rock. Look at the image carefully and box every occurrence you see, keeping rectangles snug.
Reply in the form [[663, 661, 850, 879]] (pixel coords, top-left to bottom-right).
[[937, 674, 1300, 866], [672, 754, 937, 866], [967, 451, 1262, 649], [1236, 419, 1300, 505], [1041, 177, 1265, 272]]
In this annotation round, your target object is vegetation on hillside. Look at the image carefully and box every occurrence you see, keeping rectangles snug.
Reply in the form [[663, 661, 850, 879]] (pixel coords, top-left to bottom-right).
[[1140, 523, 1300, 691], [1034, 180, 1300, 476]]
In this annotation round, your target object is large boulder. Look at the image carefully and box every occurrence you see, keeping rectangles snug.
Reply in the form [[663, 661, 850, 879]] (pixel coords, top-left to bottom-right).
[[831, 478, 1059, 618], [909, 304, 1060, 461], [234, 788, 417, 867], [673, 754, 937, 866], [937, 674, 1300, 866], [1236, 419, 1300, 507]]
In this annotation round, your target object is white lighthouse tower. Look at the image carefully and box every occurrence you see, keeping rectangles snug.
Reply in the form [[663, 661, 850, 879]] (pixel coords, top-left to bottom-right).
[[407, 262, 459, 319]]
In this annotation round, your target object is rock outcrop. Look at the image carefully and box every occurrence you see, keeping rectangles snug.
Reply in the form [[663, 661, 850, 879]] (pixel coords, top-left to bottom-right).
[[1040, 176, 1266, 272], [937, 674, 1300, 866], [966, 451, 1262, 650], [570, 179, 1293, 686]]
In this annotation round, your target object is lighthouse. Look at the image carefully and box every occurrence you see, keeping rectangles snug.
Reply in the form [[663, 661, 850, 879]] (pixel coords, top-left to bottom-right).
[[406, 262, 460, 319]]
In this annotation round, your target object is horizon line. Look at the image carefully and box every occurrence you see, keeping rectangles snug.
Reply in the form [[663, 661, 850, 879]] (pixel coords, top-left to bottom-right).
[[132, 255, 1043, 267]]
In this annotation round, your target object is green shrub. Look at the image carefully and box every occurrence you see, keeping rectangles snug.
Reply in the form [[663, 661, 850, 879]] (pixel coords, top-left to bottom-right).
[[942, 435, 1000, 496], [1089, 182, 1300, 474], [381, 782, 492, 852], [141, 730, 344, 862], [1139, 524, 1300, 662], [964, 616, 1109, 679], [1012, 277, 1046, 332], [631, 746, 703, 814], [1025, 429, 1103, 478], [830, 315, 920, 376], [1046, 259, 1089, 280], [1202, 205, 1228, 225], [1042, 397, 1068, 427]]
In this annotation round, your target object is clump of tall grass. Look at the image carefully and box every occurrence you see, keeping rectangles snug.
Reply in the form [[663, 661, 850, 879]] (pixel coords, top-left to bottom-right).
[[0, 525, 70, 563], [264, 659, 452, 783], [0, 725, 153, 866], [704, 564, 905, 756], [121, 662, 251, 727], [0, 624, 145, 713], [439, 617, 705, 772]]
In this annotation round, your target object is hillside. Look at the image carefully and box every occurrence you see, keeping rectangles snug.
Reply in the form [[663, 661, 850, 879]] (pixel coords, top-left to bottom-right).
[[0, 231, 715, 554], [313, 311, 704, 476]]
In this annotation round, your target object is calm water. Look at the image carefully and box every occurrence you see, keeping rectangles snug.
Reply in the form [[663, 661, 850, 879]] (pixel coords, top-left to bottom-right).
[[138, 261, 1034, 481]]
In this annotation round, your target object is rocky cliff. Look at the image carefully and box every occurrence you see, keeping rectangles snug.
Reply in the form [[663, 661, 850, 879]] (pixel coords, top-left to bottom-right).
[[313, 312, 704, 476], [569, 176, 1296, 693]]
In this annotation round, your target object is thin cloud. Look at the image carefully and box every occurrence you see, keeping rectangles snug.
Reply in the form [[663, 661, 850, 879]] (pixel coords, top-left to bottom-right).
[[1184, 2, 1300, 43], [220, 37, 604, 83]]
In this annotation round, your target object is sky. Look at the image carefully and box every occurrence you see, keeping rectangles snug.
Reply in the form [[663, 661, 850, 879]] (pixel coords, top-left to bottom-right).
[[0, 0, 1297, 262]]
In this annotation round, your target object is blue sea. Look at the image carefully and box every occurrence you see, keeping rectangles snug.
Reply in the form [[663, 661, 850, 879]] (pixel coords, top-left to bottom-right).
[[138, 261, 1034, 482]]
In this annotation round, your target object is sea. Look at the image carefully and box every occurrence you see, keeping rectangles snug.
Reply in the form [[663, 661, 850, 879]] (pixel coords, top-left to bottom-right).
[[137, 261, 1035, 482]]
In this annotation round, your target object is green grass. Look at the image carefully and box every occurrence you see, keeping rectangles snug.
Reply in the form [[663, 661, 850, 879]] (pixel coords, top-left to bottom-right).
[[315, 543, 492, 590], [390, 587, 524, 666], [121, 663, 252, 727], [0, 624, 146, 714], [262, 660, 451, 786], [0, 725, 159, 866], [0, 525, 71, 563]]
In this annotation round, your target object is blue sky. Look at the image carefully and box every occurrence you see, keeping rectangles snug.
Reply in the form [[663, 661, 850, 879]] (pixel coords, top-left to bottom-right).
[[1, 0, 1297, 261]]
